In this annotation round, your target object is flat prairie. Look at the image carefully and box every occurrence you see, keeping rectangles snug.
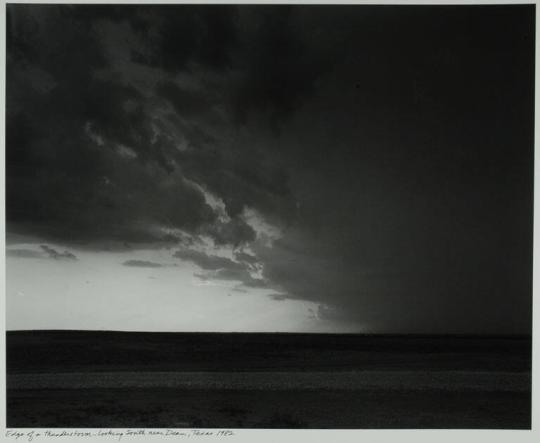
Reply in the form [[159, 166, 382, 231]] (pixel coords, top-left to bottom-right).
[[6, 331, 531, 428]]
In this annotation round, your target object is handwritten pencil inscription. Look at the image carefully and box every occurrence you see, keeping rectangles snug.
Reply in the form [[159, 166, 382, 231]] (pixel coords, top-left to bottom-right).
[[5, 429, 235, 442]]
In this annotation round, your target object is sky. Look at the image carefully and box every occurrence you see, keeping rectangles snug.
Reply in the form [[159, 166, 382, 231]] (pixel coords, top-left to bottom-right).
[[5, 4, 535, 334]]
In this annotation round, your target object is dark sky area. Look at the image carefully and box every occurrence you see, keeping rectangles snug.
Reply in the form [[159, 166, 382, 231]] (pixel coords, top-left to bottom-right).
[[6, 4, 535, 334]]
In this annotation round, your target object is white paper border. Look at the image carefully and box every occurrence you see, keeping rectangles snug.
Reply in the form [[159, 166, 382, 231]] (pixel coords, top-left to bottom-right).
[[0, 1, 537, 442]]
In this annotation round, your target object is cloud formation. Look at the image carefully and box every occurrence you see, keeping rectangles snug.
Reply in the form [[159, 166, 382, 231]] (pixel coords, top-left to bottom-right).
[[174, 249, 243, 271], [7, 4, 298, 248], [6, 4, 534, 333], [40, 245, 77, 260], [123, 260, 165, 268]]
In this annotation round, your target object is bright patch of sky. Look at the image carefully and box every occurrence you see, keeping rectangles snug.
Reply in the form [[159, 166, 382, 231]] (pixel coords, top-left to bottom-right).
[[5, 241, 357, 332]]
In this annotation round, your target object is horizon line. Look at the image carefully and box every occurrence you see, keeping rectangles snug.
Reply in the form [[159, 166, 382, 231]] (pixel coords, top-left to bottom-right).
[[5, 329, 532, 338]]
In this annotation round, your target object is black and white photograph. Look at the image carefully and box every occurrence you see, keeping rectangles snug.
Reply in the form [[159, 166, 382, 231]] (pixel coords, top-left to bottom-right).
[[3, 0, 536, 435]]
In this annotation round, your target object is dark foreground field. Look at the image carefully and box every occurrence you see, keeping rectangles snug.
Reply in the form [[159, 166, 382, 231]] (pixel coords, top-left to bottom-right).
[[6, 331, 532, 429]]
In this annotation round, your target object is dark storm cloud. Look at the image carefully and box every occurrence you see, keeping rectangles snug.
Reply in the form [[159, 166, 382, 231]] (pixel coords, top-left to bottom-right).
[[229, 6, 334, 123], [155, 81, 213, 119], [7, 6, 211, 242], [206, 219, 257, 248], [195, 268, 268, 289], [234, 251, 259, 268], [123, 260, 165, 268], [268, 293, 288, 301], [249, 5, 533, 334], [174, 249, 244, 271], [129, 5, 238, 72], [127, 5, 328, 121], [6, 4, 302, 247], [7, 245, 77, 260], [211, 268, 250, 281], [40, 245, 77, 260], [6, 4, 534, 334], [183, 155, 296, 225]]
